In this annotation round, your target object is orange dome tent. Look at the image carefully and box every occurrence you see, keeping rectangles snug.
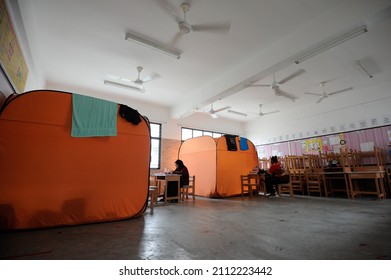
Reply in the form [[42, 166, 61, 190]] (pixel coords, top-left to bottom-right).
[[0, 90, 150, 230], [178, 135, 259, 197]]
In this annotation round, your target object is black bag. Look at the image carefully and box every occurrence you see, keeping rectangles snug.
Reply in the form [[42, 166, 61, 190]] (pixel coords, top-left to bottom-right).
[[119, 104, 142, 125], [224, 134, 237, 151]]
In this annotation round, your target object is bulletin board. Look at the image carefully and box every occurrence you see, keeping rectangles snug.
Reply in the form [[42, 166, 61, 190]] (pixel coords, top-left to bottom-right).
[[0, 0, 28, 93]]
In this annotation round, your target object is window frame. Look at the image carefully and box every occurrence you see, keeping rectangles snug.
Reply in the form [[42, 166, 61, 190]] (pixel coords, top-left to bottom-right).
[[181, 127, 225, 141], [150, 122, 162, 169]]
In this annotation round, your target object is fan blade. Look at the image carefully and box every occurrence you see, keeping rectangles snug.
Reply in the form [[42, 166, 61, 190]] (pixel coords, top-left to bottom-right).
[[142, 73, 161, 83], [170, 32, 183, 46], [250, 84, 271, 87], [263, 110, 280, 115], [156, 0, 182, 23], [316, 96, 326, 103], [104, 80, 145, 92], [277, 89, 297, 102], [214, 106, 231, 113], [328, 87, 353, 95], [304, 92, 322, 96], [227, 110, 247, 117], [278, 69, 305, 84], [191, 21, 231, 33]]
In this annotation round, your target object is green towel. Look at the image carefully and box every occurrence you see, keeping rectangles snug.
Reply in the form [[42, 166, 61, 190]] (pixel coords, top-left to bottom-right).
[[71, 94, 117, 137]]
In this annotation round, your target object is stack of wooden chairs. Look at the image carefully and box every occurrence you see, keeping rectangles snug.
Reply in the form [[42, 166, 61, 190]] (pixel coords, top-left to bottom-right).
[[340, 147, 387, 200]]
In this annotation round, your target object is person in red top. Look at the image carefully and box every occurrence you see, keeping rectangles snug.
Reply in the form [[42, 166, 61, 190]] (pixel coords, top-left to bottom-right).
[[268, 156, 283, 177], [258, 156, 286, 196]]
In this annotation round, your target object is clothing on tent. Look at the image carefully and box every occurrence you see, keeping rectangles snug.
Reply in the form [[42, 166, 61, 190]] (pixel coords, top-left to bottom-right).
[[224, 134, 237, 151], [119, 104, 142, 125], [71, 94, 117, 137], [239, 137, 249, 151]]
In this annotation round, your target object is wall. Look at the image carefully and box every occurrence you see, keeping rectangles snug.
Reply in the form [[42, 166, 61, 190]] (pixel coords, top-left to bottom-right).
[[244, 82, 391, 146], [153, 138, 182, 174], [256, 125, 391, 164]]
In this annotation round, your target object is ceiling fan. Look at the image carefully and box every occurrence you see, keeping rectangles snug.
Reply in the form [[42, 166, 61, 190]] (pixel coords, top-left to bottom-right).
[[159, 1, 231, 44], [104, 66, 160, 92], [304, 82, 353, 103], [202, 103, 231, 118], [248, 104, 280, 117], [249, 69, 305, 102], [131, 66, 160, 88]]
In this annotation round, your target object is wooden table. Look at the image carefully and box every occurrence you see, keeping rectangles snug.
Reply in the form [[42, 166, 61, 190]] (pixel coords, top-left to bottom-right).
[[154, 173, 181, 204], [345, 168, 386, 200], [321, 168, 350, 198]]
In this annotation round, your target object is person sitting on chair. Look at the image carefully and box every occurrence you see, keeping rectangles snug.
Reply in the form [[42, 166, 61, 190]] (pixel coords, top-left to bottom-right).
[[259, 156, 284, 196], [166, 159, 189, 203]]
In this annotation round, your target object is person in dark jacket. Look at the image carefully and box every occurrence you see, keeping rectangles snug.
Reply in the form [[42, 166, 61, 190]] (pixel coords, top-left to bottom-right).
[[165, 159, 190, 203], [173, 159, 189, 187]]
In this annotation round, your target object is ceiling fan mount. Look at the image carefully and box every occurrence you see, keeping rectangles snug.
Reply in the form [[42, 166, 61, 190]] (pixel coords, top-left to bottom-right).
[[104, 66, 160, 93], [202, 103, 231, 118], [159, 1, 230, 43], [304, 81, 353, 103], [133, 66, 144, 85], [248, 104, 280, 117], [250, 69, 305, 102], [178, 3, 191, 34], [131, 66, 160, 87]]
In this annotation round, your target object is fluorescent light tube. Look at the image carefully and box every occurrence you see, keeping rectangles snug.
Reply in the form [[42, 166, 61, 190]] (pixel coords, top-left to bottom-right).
[[104, 80, 144, 92], [295, 25, 367, 64], [125, 32, 181, 59], [356, 60, 373, 78]]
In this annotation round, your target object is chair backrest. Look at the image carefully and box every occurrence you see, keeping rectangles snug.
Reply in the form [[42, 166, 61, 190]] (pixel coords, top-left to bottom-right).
[[259, 158, 271, 170], [285, 155, 306, 174], [340, 147, 385, 171], [188, 175, 195, 187], [308, 154, 323, 172]]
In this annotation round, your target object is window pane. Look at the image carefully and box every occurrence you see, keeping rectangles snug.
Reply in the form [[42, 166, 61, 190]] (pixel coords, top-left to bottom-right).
[[150, 138, 160, 169], [193, 130, 203, 137], [182, 128, 193, 141], [204, 131, 213, 137], [150, 123, 160, 137], [213, 132, 222, 138]]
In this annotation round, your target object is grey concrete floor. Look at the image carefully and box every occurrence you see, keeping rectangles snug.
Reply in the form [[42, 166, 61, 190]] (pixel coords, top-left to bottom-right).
[[1, 195, 391, 260]]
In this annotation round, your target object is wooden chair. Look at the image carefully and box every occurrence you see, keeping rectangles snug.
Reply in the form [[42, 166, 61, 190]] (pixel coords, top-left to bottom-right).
[[306, 154, 325, 196], [285, 155, 307, 195], [342, 148, 386, 200], [148, 186, 158, 215], [150, 175, 166, 200], [276, 176, 293, 197], [259, 158, 271, 170], [241, 175, 260, 197], [181, 175, 196, 201]]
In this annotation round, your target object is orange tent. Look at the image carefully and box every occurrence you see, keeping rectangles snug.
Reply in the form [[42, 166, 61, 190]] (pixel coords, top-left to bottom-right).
[[0, 90, 150, 230], [178, 135, 259, 197]]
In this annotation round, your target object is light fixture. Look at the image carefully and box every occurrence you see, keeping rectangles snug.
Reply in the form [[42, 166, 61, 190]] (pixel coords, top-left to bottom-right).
[[125, 32, 181, 59], [356, 60, 373, 78], [294, 25, 368, 64], [103, 80, 145, 92]]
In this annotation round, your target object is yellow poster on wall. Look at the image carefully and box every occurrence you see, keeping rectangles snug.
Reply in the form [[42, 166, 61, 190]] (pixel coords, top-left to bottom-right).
[[0, 0, 28, 93], [305, 138, 322, 153]]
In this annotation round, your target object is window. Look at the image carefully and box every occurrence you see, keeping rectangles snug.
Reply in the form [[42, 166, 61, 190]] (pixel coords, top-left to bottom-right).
[[150, 123, 161, 169], [181, 127, 225, 141]]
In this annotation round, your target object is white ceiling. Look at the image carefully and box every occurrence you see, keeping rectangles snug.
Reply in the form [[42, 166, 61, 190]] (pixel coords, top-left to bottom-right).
[[15, 0, 391, 122]]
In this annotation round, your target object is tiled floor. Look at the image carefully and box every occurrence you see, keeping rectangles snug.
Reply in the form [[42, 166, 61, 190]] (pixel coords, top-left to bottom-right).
[[1, 195, 391, 260]]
